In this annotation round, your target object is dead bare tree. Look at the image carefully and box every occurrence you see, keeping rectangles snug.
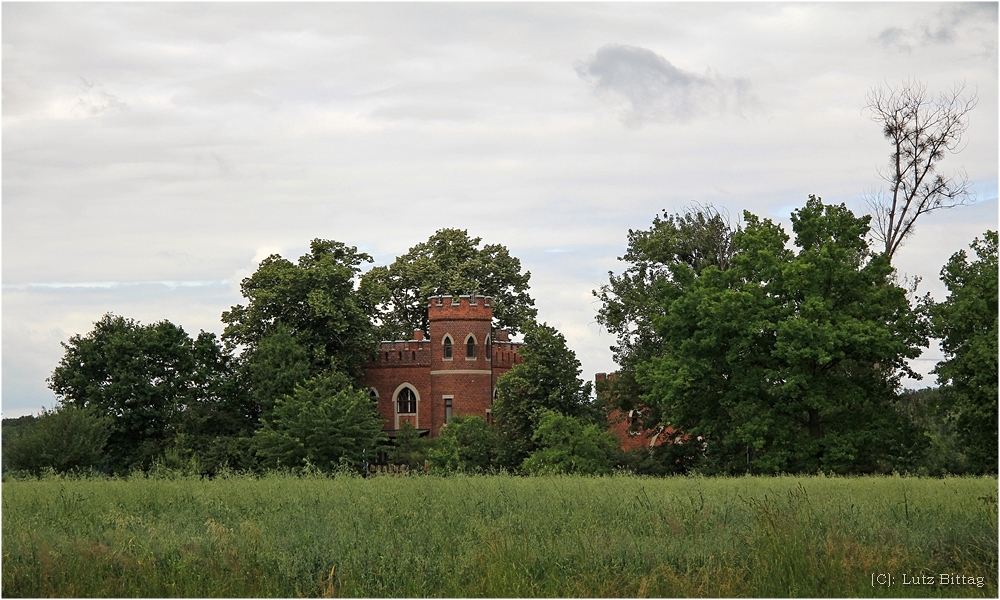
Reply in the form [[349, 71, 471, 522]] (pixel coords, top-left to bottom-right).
[[865, 80, 978, 260]]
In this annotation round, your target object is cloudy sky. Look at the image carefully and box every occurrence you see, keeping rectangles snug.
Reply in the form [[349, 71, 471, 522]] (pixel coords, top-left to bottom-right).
[[3, 2, 997, 418]]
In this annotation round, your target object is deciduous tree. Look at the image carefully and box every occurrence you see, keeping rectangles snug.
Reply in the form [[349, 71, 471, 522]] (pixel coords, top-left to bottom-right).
[[932, 230, 998, 474], [361, 228, 536, 338], [638, 197, 929, 474], [222, 239, 376, 381], [427, 415, 501, 473], [3, 406, 111, 475], [594, 205, 737, 428], [521, 410, 617, 475], [48, 314, 236, 472], [493, 323, 595, 468]]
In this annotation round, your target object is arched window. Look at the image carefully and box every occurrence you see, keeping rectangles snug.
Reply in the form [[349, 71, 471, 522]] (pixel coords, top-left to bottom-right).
[[486, 335, 492, 359], [396, 387, 417, 414], [466, 335, 476, 358], [368, 388, 379, 402], [443, 335, 453, 359]]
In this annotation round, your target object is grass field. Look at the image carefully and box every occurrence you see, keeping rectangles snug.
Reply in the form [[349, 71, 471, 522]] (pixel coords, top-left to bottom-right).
[[2, 473, 996, 597]]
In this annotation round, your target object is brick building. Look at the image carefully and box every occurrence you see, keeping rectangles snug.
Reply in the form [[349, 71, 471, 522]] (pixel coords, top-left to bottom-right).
[[364, 295, 523, 438], [596, 372, 675, 451]]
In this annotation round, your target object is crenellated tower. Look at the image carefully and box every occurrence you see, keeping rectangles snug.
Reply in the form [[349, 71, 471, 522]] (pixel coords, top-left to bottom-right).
[[364, 295, 523, 438]]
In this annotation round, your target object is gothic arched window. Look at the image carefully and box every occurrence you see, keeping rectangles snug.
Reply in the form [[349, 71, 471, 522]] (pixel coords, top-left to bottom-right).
[[396, 387, 417, 414], [466, 335, 476, 358], [443, 335, 453, 359]]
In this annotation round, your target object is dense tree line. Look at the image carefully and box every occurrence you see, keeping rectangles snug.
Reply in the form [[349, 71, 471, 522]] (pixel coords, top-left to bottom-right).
[[5, 229, 612, 477], [4, 212, 996, 477], [596, 199, 997, 475]]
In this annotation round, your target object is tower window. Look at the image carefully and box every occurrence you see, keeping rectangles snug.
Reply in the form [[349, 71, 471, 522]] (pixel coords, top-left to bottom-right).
[[396, 387, 417, 414], [443, 335, 453, 359], [466, 336, 476, 358], [445, 396, 453, 423]]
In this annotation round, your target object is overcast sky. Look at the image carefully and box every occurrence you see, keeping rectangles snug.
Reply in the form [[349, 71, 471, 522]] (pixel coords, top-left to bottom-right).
[[3, 2, 997, 418]]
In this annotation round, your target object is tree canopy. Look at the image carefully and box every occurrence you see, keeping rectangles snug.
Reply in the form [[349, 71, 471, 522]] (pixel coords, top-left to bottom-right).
[[222, 239, 376, 381], [360, 228, 536, 338], [594, 205, 737, 429], [48, 314, 238, 472], [492, 322, 596, 468], [932, 230, 998, 474], [637, 197, 929, 474]]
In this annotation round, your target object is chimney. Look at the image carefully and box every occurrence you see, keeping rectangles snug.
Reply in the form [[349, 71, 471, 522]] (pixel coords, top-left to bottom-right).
[[413, 330, 424, 341]]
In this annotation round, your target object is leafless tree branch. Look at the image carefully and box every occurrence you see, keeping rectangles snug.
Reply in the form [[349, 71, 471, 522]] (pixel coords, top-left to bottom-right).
[[864, 80, 978, 260]]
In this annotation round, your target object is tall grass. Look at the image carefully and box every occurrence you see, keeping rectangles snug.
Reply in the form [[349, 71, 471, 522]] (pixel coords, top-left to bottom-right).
[[3, 473, 996, 597]]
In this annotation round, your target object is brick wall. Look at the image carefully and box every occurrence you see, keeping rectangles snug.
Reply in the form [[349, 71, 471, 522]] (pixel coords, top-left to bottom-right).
[[364, 295, 523, 437]]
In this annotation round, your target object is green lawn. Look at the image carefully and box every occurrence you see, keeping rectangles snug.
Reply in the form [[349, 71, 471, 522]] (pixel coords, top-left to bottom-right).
[[2, 473, 996, 597]]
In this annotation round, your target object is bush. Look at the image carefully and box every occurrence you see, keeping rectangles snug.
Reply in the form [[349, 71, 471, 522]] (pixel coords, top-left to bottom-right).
[[427, 415, 501, 473], [253, 372, 386, 472], [521, 411, 617, 475], [3, 406, 110, 475]]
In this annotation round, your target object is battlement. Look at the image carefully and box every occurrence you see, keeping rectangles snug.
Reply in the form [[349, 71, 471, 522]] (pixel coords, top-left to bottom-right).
[[427, 295, 493, 321], [371, 338, 431, 367]]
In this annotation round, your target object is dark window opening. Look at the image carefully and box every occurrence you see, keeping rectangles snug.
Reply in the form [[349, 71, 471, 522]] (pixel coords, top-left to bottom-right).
[[396, 387, 417, 414], [443, 336, 453, 359], [466, 337, 476, 358], [445, 397, 453, 422]]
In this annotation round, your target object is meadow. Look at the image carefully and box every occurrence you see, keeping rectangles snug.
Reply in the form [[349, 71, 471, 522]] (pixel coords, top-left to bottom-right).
[[2, 473, 996, 597]]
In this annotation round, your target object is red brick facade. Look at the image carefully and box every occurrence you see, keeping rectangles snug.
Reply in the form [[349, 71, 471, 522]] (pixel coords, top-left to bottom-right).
[[364, 295, 523, 437]]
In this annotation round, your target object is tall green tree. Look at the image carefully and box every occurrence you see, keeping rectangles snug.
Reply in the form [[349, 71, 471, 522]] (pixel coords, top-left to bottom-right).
[[48, 314, 237, 472], [360, 228, 536, 338], [638, 197, 929, 474], [932, 230, 998, 474], [492, 323, 595, 468], [594, 205, 737, 428], [222, 239, 376, 381], [245, 326, 311, 421], [253, 372, 386, 472]]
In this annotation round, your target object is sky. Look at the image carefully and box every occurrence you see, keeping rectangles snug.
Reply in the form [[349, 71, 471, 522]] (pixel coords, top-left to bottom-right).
[[3, 2, 998, 418]]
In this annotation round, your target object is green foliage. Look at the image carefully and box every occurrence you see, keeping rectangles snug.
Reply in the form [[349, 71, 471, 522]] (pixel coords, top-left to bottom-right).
[[594, 205, 737, 428], [932, 230, 999, 474], [638, 197, 929, 474], [360, 228, 536, 338], [253, 372, 386, 472], [493, 322, 596, 468], [521, 411, 617, 475], [386, 420, 430, 470], [2, 406, 110, 475], [3, 475, 996, 597], [222, 239, 376, 381], [246, 325, 311, 420], [894, 387, 969, 475], [47, 314, 237, 473], [427, 415, 501, 473]]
